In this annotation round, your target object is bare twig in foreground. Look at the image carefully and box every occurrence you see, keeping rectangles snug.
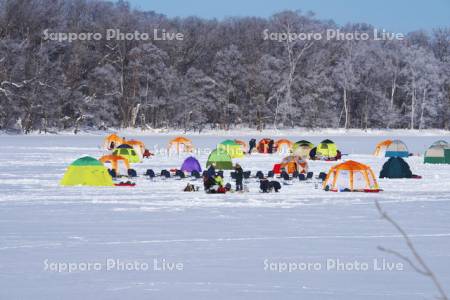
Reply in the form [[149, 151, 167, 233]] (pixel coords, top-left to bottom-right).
[[375, 200, 448, 300]]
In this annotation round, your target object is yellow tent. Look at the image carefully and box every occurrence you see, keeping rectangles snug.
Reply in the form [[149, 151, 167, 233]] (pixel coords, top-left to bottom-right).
[[60, 156, 114, 186], [217, 140, 244, 158]]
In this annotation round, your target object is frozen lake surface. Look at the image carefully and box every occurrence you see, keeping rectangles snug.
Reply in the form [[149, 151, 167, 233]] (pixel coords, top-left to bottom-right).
[[0, 133, 449, 299]]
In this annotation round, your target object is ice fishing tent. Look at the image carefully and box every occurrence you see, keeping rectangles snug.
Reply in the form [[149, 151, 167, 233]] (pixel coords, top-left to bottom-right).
[[234, 139, 248, 152], [292, 140, 314, 158], [385, 140, 409, 158], [374, 140, 393, 157], [275, 139, 293, 154], [257, 138, 274, 153], [125, 140, 145, 158], [217, 140, 244, 158], [167, 136, 193, 154], [431, 140, 448, 147], [112, 144, 141, 163], [181, 156, 202, 173], [313, 139, 339, 160], [99, 154, 130, 175], [323, 160, 380, 192], [424, 144, 450, 164], [206, 149, 233, 170], [379, 157, 413, 178], [280, 155, 308, 174], [60, 156, 114, 186], [104, 134, 124, 150]]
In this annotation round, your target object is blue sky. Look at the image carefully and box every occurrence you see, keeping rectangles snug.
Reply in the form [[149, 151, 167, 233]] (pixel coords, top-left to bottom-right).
[[129, 0, 449, 33]]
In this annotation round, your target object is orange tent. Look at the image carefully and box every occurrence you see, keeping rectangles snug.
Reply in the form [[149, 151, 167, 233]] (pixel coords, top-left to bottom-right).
[[99, 154, 130, 175], [374, 140, 393, 157], [104, 134, 124, 150], [275, 139, 293, 153], [167, 136, 193, 153], [125, 140, 146, 157], [323, 160, 380, 192], [280, 155, 308, 174], [257, 138, 274, 153], [234, 139, 248, 152]]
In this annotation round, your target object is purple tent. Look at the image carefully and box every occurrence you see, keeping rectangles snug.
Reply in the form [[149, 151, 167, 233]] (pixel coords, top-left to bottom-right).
[[181, 156, 202, 173]]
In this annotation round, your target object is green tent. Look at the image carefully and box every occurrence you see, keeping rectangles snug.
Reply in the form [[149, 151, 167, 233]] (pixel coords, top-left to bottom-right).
[[424, 145, 450, 164], [294, 140, 314, 147], [431, 140, 448, 147], [206, 149, 233, 170], [217, 140, 244, 158], [292, 140, 314, 157], [316, 139, 338, 159], [379, 157, 413, 179], [112, 144, 141, 163], [60, 156, 114, 186]]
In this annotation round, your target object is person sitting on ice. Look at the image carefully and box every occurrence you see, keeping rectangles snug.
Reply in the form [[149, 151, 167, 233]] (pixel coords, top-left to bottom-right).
[[260, 178, 270, 193], [270, 180, 281, 192], [280, 168, 290, 181], [214, 174, 224, 187], [207, 163, 216, 179], [203, 175, 216, 193]]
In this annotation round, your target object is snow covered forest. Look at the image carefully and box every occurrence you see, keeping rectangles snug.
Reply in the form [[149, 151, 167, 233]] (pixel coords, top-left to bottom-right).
[[0, 0, 449, 133]]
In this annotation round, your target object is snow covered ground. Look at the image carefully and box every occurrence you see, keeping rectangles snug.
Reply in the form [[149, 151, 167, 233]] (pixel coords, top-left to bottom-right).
[[1, 133, 450, 299]]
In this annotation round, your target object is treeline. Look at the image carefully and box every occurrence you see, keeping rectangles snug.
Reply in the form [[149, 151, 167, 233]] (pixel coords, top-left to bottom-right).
[[0, 0, 449, 133]]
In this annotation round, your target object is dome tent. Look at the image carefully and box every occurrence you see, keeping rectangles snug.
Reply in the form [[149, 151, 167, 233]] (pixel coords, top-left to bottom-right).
[[385, 140, 409, 158], [206, 149, 233, 170], [380, 157, 413, 178], [431, 140, 448, 147], [218, 140, 244, 158], [104, 133, 124, 150], [257, 138, 274, 154], [279, 155, 308, 174], [292, 140, 314, 158], [60, 156, 114, 186], [167, 136, 193, 154], [234, 139, 248, 152], [323, 160, 380, 192], [125, 140, 146, 158], [374, 140, 393, 157], [99, 154, 130, 176], [312, 139, 340, 160], [424, 144, 450, 164], [112, 144, 141, 163], [181, 156, 202, 173], [275, 139, 293, 154]]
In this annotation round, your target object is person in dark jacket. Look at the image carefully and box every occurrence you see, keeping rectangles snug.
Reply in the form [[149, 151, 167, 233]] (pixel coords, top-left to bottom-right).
[[248, 139, 256, 154], [268, 139, 274, 154], [234, 164, 244, 191], [260, 178, 270, 193], [280, 169, 290, 181], [203, 175, 216, 193], [206, 163, 216, 178], [270, 180, 281, 192]]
